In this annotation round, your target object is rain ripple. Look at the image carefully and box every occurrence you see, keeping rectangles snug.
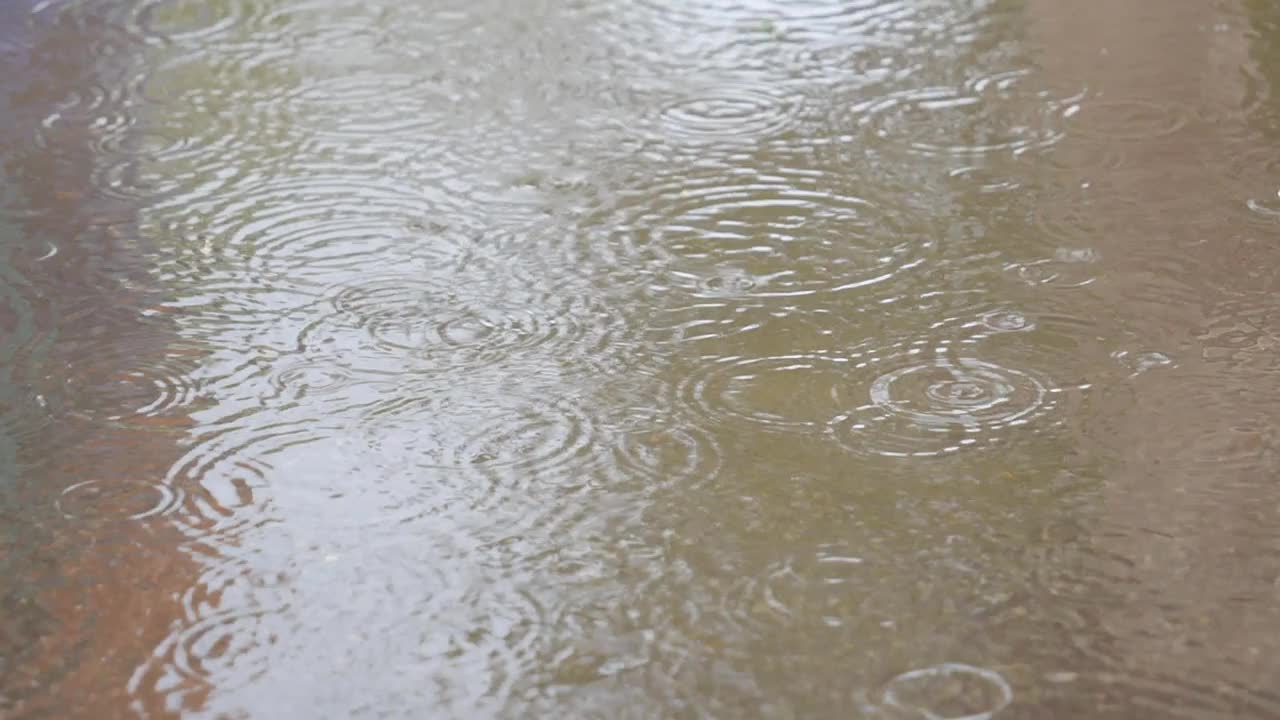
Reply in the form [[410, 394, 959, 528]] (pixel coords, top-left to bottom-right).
[[603, 406, 723, 488], [128, 0, 275, 46], [849, 70, 1081, 157], [681, 354, 850, 435], [152, 176, 456, 305], [1110, 350, 1176, 377], [829, 338, 1080, 458], [310, 268, 623, 377], [328, 393, 605, 534], [141, 605, 283, 706], [675, 304, 1084, 457], [1063, 97, 1192, 141], [64, 338, 205, 428], [726, 544, 873, 633], [1006, 247, 1101, 290], [651, 81, 805, 146], [564, 166, 934, 302], [603, 0, 951, 85], [164, 434, 280, 544], [57, 479, 181, 523], [880, 663, 1013, 720], [1213, 145, 1280, 227], [130, 560, 294, 712]]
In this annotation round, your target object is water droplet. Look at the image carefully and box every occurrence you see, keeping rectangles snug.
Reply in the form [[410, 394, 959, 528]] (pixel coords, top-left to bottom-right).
[[979, 310, 1034, 333], [1111, 350, 1175, 376]]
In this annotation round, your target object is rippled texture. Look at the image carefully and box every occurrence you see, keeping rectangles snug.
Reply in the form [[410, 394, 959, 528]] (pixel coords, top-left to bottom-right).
[[4, 0, 1280, 717]]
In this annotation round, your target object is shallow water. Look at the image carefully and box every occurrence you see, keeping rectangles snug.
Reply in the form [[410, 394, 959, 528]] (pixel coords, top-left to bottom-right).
[[2, 0, 1280, 717]]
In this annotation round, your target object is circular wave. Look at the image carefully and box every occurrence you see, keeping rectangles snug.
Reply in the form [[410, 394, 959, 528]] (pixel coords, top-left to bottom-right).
[[243, 395, 594, 535], [315, 270, 622, 377], [265, 360, 354, 401], [33, 98, 129, 153], [881, 663, 1013, 720], [1212, 145, 1280, 226], [724, 544, 873, 635], [605, 407, 723, 487], [350, 394, 603, 531], [1034, 141, 1128, 176], [1064, 98, 1191, 141], [1005, 247, 1100, 289], [65, 343, 204, 428], [1033, 178, 1154, 248], [290, 72, 450, 142], [852, 70, 1079, 157], [978, 309, 1036, 334], [681, 354, 850, 435], [143, 177, 459, 333], [1111, 349, 1175, 377], [652, 82, 804, 145], [685, 266, 777, 298], [945, 165, 1024, 195], [563, 169, 933, 304], [268, 432, 461, 530], [57, 479, 181, 522], [199, 176, 456, 284], [129, 0, 271, 44], [142, 605, 282, 708], [94, 126, 194, 164], [605, 0, 956, 85], [794, 33, 929, 91], [644, 299, 856, 356], [105, 45, 302, 202], [445, 401, 597, 475], [1197, 294, 1280, 367], [166, 439, 278, 543], [830, 341, 1070, 458]]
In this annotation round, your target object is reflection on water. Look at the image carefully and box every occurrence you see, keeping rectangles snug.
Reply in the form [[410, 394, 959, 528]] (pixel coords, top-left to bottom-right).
[[3, 0, 1280, 717]]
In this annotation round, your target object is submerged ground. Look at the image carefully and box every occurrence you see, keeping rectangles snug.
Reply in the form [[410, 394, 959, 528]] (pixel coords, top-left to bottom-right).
[[2, 0, 1280, 717]]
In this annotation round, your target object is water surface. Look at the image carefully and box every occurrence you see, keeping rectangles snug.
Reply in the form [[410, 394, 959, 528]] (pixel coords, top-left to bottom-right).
[[3, 0, 1280, 717]]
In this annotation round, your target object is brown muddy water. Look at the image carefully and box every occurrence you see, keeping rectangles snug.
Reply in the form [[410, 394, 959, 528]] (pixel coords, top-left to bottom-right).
[[2, 0, 1280, 718]]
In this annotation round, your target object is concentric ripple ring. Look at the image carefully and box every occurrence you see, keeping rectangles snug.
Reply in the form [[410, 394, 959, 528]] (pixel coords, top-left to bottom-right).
[[882, 663, 1013, 720], [831, 347, 1065, 458]]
